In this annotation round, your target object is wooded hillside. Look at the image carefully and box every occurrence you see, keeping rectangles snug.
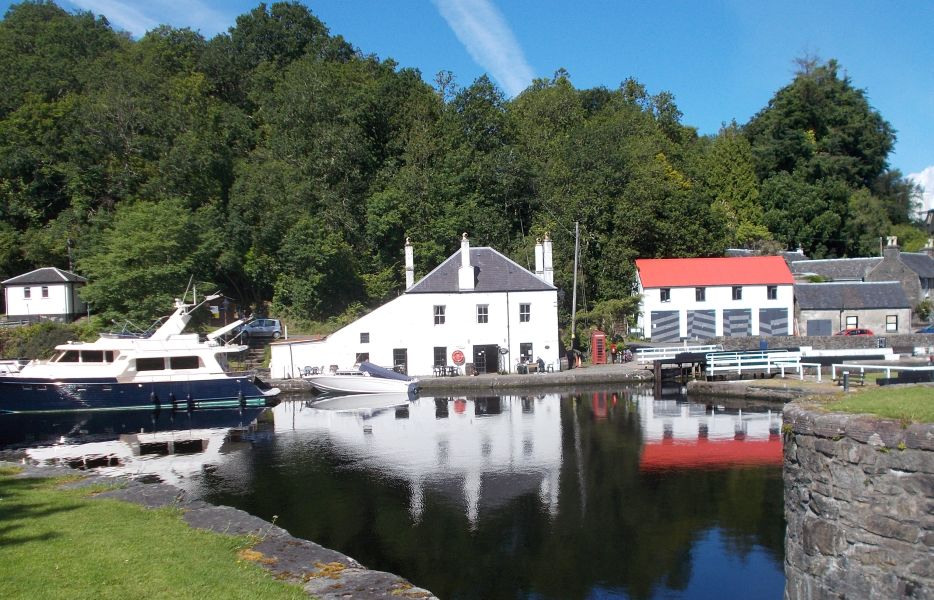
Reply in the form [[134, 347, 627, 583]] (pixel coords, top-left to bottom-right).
[[0, 1, 924, 328]]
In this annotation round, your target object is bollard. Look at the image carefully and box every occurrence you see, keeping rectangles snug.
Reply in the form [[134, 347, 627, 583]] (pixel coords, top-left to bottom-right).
[[843, 371, 849, 392]]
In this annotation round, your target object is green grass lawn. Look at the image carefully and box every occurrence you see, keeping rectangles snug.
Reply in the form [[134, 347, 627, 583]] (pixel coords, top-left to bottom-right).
[[824, 385, 934, 423], [0, 468, 308, 600]]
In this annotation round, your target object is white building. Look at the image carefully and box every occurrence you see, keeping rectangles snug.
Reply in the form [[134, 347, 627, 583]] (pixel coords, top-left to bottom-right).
[[2, 267, 87, 322], [635, 256, 795, 342], [270, 234, 560, 378]]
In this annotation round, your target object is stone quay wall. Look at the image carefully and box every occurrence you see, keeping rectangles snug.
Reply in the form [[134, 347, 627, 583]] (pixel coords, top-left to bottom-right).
[[782, 403, 934, 599]]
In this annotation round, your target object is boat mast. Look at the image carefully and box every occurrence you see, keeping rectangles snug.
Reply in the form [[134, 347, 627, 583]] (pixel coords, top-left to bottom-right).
[[571, 221, 579, 346]]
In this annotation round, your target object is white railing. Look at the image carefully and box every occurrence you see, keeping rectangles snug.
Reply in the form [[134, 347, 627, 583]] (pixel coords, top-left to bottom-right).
[[830, 363, 934, 380], [636, 344, 723, 364], [704, 350, 820, 381]]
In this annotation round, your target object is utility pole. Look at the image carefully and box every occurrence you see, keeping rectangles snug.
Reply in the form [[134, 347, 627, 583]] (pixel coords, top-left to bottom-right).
[[571, 221, 579, 347]]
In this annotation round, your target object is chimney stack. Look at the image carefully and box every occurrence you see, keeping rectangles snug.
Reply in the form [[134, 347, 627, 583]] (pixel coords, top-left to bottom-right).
[[534, 238, 544, 279], [458, 233, 475, 290], [543, 233, 554, 285], [883, 236, 900, 261], [922, 238, 934, 258], [404, 237, 414, 289]]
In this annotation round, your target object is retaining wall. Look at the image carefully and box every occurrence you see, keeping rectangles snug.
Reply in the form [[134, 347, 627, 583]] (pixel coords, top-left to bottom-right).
[[782, 403, 934, 599]]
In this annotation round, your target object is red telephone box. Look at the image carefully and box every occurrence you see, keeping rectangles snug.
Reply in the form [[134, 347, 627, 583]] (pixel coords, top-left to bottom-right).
[[591, 329, 607, 364]]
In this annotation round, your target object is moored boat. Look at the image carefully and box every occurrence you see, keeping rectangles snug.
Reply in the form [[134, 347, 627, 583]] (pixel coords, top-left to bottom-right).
[[0, 293, 280, 413], [303, 361, 419, 395]]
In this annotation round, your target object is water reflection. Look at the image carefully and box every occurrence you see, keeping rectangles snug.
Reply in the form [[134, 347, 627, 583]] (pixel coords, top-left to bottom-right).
[[1, 407, 267, 486], [1, 389, 785, 599], [198, 389, 785, 600]]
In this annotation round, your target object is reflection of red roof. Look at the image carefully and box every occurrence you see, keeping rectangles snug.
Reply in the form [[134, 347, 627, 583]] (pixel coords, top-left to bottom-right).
[[639, 437, 782, 471], [635, 256, 794, 288]]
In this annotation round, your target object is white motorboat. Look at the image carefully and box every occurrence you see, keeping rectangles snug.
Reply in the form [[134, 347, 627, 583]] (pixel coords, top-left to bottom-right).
[[0, 292, 280, 413], [303, 361, 419, 395]]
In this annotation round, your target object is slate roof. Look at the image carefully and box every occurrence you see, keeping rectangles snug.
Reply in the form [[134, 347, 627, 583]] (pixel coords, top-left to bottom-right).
[[790, 258, 878, 280], [794, 282, 909, 310], [792, 252, 934, 280], [407, 247, 554, 294], [2, 267, 87, 286], [636, 256, 794, 288], [900, 252, 934, 278], [725, 248, 809, 264]]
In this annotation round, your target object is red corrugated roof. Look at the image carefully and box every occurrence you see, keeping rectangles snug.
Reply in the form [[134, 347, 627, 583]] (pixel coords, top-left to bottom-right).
[[635, 256, 794, 288]]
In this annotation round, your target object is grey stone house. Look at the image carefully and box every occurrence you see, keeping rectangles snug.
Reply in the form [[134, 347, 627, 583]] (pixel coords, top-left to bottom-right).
[[794, 281, 911, 336], [790, 237, 934, 311]]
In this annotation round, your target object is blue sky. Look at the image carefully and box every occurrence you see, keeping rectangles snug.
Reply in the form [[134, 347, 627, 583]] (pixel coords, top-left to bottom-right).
[[5, 0, 933, 210]]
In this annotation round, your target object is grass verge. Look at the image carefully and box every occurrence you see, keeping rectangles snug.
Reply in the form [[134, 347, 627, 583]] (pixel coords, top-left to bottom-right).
[[0, 469, 307, 600], [823, 385, 934, 423]]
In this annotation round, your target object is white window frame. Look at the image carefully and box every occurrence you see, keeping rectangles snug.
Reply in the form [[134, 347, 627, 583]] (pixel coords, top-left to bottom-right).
[[477, 304, 488, 324], [519, 303, 531, 323], [434, 305, 446, 325]]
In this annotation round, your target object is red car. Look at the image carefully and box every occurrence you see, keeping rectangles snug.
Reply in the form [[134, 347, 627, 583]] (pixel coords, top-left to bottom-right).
[[835, 328, 874, 336]]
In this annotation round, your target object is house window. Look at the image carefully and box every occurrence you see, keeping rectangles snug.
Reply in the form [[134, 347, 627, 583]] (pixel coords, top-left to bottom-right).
[[846, 316, 858, 329], [41, 286, 49, 298], [660, 288, 671, 303], [434, 305, 445, 325], [732, 286, 743, 301], [767, 285, 778, 300], [886, 315, 898, 332], [355, 352, 369, 364], [519, 343, 533, 363], [695, 287, 705, 302], [433, 347, 447, 367], [24, 287, 31, 299], [519, 303, 531, 322], [477, 304, 488, 324], [360, 332, 370, 343]]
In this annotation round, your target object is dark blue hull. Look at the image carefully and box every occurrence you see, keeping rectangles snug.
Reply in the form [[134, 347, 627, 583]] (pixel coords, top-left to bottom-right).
[[0, 375, 276, 413]]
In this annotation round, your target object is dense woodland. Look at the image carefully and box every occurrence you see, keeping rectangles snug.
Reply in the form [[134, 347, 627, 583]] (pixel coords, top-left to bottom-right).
[[0, 1, 925, 334]]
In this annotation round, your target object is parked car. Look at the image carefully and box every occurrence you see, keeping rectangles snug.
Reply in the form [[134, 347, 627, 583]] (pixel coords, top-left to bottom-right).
[[239, 318, 282, 339], [835, 328, 874, 336], [917, 325, 934, 334]]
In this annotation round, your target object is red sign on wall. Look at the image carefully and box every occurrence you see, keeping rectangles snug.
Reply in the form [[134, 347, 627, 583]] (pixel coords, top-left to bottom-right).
[[452, 350, 465, 365]]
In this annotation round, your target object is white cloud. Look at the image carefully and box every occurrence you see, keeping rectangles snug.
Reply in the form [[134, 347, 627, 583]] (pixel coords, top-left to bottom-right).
[[433, 0, 535, 97], [66, 0, 231, 38], [908, 166, 934, 216]]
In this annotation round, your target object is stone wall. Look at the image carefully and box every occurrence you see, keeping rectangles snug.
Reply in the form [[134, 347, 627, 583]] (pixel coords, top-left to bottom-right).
[[782, 403, 934, 599], [712, 334, 934, 353]]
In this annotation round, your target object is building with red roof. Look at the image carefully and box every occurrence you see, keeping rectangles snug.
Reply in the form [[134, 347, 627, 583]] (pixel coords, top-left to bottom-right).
[[635, 256, 794, 342]]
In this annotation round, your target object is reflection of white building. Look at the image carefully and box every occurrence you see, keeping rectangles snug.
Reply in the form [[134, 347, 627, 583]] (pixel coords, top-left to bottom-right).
[[273, 395, 563, 526], [269, 234, 560, 378]]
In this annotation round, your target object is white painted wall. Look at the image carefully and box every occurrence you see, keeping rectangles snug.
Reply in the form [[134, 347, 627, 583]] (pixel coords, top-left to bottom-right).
[[4, 283, 86, 320], [271, 288, 560, 378], [636, 281, 794, 339]]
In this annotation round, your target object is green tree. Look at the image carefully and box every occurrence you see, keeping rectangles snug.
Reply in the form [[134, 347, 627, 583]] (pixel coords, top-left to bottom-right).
[[76, 198, 217, 322]]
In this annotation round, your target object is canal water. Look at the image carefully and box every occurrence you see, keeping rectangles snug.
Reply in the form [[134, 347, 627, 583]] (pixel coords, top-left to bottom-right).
[[4, 386, 786, 599]]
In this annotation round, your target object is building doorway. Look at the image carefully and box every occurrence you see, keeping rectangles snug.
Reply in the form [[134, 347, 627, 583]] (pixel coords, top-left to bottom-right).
[[472, 344, 499, 374]]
